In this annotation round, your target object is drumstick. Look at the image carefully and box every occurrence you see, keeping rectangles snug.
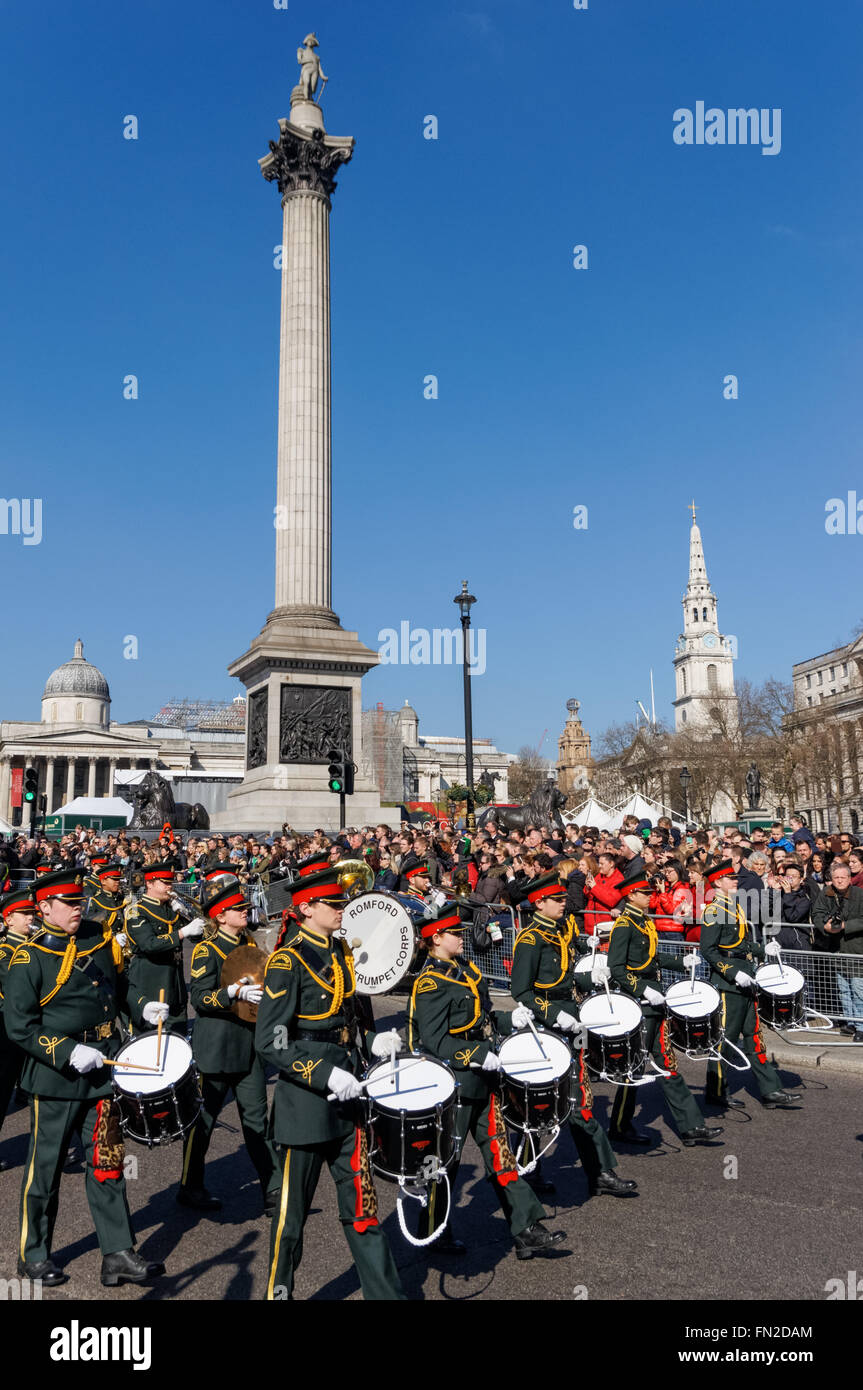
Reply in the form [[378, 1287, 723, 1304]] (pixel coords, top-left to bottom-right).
[[155, 987, 165, 1068], [104, 1058, 162, 1072], [525, 1015, 549, 1061]]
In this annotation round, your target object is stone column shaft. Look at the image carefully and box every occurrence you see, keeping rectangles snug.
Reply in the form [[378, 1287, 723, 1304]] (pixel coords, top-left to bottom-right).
[[45, 758, 55, 814], [275, 188, 333, 617], [66, 759, 76, 803], [87, 758, 97, 799]]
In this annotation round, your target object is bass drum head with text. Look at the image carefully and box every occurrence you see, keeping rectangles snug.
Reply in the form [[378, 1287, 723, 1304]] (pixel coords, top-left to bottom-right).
[[341, 892, 421, 995]]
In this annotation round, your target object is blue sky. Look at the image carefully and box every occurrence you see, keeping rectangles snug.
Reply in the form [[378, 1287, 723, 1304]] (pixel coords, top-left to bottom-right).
[[1, 0, 861, 756]]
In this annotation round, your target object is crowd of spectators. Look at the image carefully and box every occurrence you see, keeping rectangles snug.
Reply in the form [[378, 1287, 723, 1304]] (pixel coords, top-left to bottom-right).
[[3, 808, 863, 1033]]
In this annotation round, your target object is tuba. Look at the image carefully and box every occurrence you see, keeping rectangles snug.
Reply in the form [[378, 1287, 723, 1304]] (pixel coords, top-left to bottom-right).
[[334, 859, 374, 899]]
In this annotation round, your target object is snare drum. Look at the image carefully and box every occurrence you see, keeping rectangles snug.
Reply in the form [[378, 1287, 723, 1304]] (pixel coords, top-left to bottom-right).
[[579, 992, 645, 1082], [755, 962, 806, 1028], [498, 1028, 573, 1133], [112, 1032, 201, 1147], [366, 1054, 458, 1183], [340, 892, 427, 995], [664, 979, 722, 1057]]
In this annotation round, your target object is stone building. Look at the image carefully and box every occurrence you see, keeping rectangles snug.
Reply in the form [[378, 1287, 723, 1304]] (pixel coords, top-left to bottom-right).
[[362, 700, 510, 807], [673, 509, 738, 733], [788, 634, 863, 833], [556, 699, 592, 801], [0, 641, 245, 825]]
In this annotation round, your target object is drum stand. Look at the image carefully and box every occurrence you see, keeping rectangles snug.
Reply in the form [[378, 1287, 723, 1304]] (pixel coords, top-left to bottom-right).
[[511, 1121, 563, 1177], [394, 1154, 458, 1248]]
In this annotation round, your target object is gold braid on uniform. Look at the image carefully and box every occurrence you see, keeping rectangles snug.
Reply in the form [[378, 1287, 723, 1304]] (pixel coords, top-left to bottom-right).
[[102, 924, 125, 971], [39, 935, 77, 1008]]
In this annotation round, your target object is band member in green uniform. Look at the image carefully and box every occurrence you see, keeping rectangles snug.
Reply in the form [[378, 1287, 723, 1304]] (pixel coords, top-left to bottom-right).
[[408, 901, 568, 1259], [84, 861, 126, 934], [3, 868, 169, 1287], [0, 888, 38, 1170], [510, 872, 638, 1198], [400, 854, 432, 902], [700, 860, 801, 1111], [82, 852, 110, 900], [126, 863, 203, 1034], [607, 865, 723, 1148], [178, 879, 280, 1214], [255, 866, 406, 1302]]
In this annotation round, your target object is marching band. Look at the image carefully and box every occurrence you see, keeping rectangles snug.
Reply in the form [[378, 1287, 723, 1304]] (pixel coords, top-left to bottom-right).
[[0, 832, 808, 1298]]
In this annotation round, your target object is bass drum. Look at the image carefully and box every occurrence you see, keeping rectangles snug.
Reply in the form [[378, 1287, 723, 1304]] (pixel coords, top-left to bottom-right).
[[340, 891, 429, 995]]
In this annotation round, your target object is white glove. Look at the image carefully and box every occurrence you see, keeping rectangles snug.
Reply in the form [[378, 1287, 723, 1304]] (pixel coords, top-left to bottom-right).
[[236, 984, 263, 1004], [142, 1000, 170, 1025], [326, 1066, 364, 1103], [114, 932, 127, 948], [371, 1028, 404, 1059], [511, 1004, 535, 1029], [556, 1010, 579, 1032], [682, 951, 701, 968], [170, 897, 186, 912], [764, 941, 782, 959], [480, 1051, 501, 1072], [179, 923, 204, 939], [734, 971, 756, 988], [591, 960, 611, 985], [643, 986, 665, 1006], [69, 1044, 104, 1074]]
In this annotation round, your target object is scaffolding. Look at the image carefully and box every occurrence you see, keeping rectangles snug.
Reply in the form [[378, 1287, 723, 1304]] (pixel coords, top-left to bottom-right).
[[361, 704, 405, 802], [151, 697, 246, 732]]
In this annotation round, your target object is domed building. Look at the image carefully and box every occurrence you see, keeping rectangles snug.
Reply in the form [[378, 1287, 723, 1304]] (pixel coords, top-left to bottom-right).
[[0, 642, 246, 827], [42, 639, 111, 728]]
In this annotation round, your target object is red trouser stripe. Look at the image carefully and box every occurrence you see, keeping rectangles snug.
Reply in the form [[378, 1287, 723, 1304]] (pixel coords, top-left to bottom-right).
[[752, 1002, 768, 1064], [488, 1096, 518, 1186], [576, 1049, 592, 1120], [658, 1021, 678, 1076], [349, 1127, 377, 1231], [91, 1100, 122, 1182]]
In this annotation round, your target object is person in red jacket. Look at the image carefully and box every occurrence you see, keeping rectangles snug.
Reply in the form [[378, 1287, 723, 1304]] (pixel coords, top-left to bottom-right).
[[583, 852, 623, 939], [649, 862, 692, 935]]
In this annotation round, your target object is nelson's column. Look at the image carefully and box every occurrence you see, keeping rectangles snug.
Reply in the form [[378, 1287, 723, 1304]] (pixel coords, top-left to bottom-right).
[[217, 37, 397, 831]]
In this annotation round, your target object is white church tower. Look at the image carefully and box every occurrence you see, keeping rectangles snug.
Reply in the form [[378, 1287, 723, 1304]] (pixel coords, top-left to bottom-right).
[[672, 503, 738, 733]]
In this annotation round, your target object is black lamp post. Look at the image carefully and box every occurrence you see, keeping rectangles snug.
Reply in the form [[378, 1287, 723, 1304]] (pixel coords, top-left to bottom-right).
[[679, 765, 692, 826], [454, 580, 477, 833]]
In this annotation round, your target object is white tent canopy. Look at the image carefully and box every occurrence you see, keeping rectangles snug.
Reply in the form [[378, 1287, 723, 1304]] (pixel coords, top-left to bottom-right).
[[614, 792, 684, 826], [52, 796, 134, 823], [563, 797, 619, 831], [0, 817, 16, 836]]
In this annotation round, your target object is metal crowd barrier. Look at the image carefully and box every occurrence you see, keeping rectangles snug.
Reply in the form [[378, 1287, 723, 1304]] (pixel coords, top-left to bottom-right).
[[461, 912, 863, 1023]]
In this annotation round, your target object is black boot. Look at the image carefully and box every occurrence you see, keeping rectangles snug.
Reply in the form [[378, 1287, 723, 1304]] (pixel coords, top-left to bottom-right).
[[680, 1126, 724, 1147], [590, 1170, 638, 1197], [17, 1258, 67, 1287], [101, 1249, 165, 1287], [761, 1091, 802, 1108], [514, 1221, 567, 1261], [177, 1185, 222, 1211], [608, 1125, 651, 1146], [706, 1095, 745, 1110]]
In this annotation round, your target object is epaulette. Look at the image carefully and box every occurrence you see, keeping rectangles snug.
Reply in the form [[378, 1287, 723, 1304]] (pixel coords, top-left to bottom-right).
[[514, 929, 537, 948], [267, 948, 294, 972]]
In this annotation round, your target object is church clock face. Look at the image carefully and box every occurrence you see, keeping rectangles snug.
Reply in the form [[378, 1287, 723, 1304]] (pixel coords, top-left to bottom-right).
[[703, 633, 717, 649]]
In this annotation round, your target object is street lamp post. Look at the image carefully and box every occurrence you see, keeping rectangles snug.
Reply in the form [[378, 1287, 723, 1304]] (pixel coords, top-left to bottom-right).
[[679, 765, 692, 826], [454, 580, 477, 833]]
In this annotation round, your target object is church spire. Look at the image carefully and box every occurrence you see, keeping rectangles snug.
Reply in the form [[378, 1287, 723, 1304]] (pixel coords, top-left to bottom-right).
[[673, 505, 737, 732], [686, 504, 711, 597]]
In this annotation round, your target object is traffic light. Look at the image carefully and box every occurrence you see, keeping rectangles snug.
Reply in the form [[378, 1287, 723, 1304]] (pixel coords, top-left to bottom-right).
[[327, 749, 346, 795], [23, 768, 38, 804]]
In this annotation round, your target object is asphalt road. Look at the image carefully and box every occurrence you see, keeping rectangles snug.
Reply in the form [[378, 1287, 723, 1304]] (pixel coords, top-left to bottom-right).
[[0, 1000, 860, 1304]]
